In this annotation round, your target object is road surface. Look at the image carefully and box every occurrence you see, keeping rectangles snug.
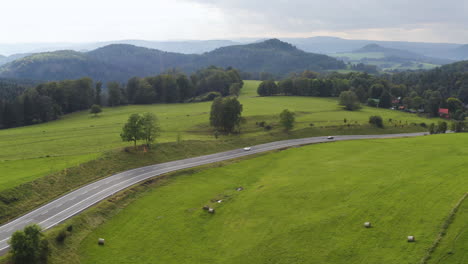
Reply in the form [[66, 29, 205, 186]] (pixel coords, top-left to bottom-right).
[[0, 132, 427, 254]]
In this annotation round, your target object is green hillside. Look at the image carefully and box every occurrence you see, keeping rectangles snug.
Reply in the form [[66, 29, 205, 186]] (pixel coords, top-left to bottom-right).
[[50, 134, 467, 264], [0, 80, 438, 193]]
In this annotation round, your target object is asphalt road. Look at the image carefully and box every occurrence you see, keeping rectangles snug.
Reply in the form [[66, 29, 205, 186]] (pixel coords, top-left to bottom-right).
[[0, 132, 427, 254]]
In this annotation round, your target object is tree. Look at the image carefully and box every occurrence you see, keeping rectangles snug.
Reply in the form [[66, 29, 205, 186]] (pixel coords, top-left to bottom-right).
[[229, 83, 241, 97], [279, 109, 295, 131], [446, 97, 463, 114], [90, 104, 102, 116], [257, 80, 278, 96], [140, 112, 160, 146], [339, 91, 361, 111], [210, 97, 243, 133], [108, 82, 122, 106], [437, 121, 448, 134], [9, 224, 49, 264], [120, 114, 144, 148], [379, 91, 392, 108], [369, 115, 384, 128], [95, 81, 102, 105]]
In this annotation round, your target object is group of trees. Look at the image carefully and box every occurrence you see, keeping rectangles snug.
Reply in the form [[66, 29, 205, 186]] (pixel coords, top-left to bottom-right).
[[113, 67, 243, 105], [0, 78, 96, 128], [257, 69, 468, 119], [120, 113, 160, 148], [9, 225, 49, 264], [0, 66, 244, 130]]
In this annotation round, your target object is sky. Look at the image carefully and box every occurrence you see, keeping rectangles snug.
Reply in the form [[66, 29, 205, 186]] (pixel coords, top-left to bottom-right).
[[0, 0, 467, 44]]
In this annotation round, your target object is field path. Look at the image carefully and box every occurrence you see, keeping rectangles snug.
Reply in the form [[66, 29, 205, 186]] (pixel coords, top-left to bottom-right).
[[0, 132, 427, 255]]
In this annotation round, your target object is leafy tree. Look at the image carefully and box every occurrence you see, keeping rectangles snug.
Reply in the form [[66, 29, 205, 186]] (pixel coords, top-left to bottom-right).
[[108, 82, 122, 106], [229, 83, 242, 97], [9, 224, 49, 264], [90, 104, 102, 116], [95, 81, 102, 105], [279, 109, 295, 131], [451, 121, 466, 132], [257, 80, 278, 96], [369, 115, 384, 128], [437, 121, 448, 134], [210, 97, 243, 133], [339, 91, 361, 111], [446, 97, 463, 114], [428, 123, 436, 134], [120, 114, 144, 148], [140, 112, 160, 146], [379, 91, 392, 108]]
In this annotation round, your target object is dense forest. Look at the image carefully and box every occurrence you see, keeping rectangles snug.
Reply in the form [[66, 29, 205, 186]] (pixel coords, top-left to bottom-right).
[[0, 39, 345, 82], [0, 67, 243, 129]]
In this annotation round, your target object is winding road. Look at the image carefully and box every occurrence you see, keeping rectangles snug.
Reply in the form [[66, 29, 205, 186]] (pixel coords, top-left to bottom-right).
[[0, 132, 427, 254]]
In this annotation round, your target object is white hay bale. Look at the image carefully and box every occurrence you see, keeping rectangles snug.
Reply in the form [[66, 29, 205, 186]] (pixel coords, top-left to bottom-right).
[[208, 208, 215, 214], [217, 200, 223, 203], [236, 187, 244, 191], [407, 236, 415, 242], [98, 238, 105, 245], [364, 222, 371, 228]]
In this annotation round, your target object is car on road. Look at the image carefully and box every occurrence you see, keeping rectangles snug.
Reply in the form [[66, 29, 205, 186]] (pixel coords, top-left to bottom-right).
[[243, 147, 252, 151], [327, 136, 334, 140]]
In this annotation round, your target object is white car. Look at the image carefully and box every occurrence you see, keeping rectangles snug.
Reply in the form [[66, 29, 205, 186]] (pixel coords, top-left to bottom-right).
[[243, 147, 252, 151], [327, 136, 334, 140]]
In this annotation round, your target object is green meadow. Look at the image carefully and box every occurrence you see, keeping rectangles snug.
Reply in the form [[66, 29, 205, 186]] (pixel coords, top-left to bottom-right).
[[72, 134, 468, 264], [0, 80, 436, 192]]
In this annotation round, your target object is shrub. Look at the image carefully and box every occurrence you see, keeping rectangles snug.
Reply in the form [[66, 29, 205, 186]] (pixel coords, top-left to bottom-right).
[[369, 115, 384, 128], [419, 122, 427, 128], [56, 230, 67, 243]]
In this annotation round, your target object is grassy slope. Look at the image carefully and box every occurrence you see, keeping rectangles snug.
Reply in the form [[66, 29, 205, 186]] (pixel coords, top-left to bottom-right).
[[0, 80, 436, 192], [71, 134, 468, 264], [427, 196, 468, 264]]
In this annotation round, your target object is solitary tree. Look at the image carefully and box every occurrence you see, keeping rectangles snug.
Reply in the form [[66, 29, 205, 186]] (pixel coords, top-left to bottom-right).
[[89, 104, 102, 116], [339, 91, 361, 111], [369, 115, 384, 128], [279, 109, 295, 131], [140, 112, 160, 147], [210, 97, 243, 133], [120, 114, 144, 148], [9, 224, 49, 264]]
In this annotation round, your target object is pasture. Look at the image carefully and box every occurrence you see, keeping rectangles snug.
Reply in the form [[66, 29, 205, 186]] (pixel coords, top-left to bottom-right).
[[0, 80, 436, 191], [75, 134, 468, 264]]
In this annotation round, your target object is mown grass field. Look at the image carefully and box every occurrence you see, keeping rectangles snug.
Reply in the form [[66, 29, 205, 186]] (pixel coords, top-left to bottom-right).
[[69, 134, 468, 264], [0, 81, 438, 193]]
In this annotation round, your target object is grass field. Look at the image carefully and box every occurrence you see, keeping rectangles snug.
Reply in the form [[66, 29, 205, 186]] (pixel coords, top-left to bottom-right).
[[65, 134, 468, 264], [0, 80, 437, 192]]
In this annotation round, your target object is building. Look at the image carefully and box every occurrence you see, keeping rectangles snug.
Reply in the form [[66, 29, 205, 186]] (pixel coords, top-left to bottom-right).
[[438, 108, 450, 119]]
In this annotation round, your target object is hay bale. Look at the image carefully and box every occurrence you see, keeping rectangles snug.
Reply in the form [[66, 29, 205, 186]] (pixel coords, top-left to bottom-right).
[[98, 238, 105, 245], [208, 208, 215, 214], [407, 236, 415, 242], [217, 200, 223, 203], [202, 205, 210, 211], [364, 222, 371, 228], [236, 187, 244, 191]]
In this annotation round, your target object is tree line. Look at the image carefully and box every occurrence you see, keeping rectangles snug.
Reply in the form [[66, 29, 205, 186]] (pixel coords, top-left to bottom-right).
[[0, 66, 243, 129], [257, 69, 468, 119]]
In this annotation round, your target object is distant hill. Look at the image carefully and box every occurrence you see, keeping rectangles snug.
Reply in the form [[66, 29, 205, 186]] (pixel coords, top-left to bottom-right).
[[449, 45, 468, 60], [0, 53, 30, 66], [329, 43, 453, 71], [0, 40, 241, 56], [283, 36, 463, 60], [0, 39, 346, 82]]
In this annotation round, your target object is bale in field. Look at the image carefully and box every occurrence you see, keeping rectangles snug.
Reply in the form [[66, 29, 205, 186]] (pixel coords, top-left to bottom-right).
[[208, 208, 215, 214], [364, 222, 371, 228], [202, 205, 210, 210], [98, 238, 105, 245], [236, 187, 244, 191], [407, 236, 415, 242]]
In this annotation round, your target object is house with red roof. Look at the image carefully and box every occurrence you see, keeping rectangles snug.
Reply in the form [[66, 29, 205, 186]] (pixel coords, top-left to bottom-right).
[[438, 108, 450, 119]]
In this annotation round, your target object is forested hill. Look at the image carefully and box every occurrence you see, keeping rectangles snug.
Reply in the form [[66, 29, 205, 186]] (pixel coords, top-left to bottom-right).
[[0, 39, 346, 82]]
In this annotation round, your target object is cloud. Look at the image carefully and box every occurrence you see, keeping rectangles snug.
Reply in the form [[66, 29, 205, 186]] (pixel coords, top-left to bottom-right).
[[186, 0, 468, 42]]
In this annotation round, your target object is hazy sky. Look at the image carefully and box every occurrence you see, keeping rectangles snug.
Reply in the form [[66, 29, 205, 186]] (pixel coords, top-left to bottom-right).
[[1, 0, 467, 43]]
